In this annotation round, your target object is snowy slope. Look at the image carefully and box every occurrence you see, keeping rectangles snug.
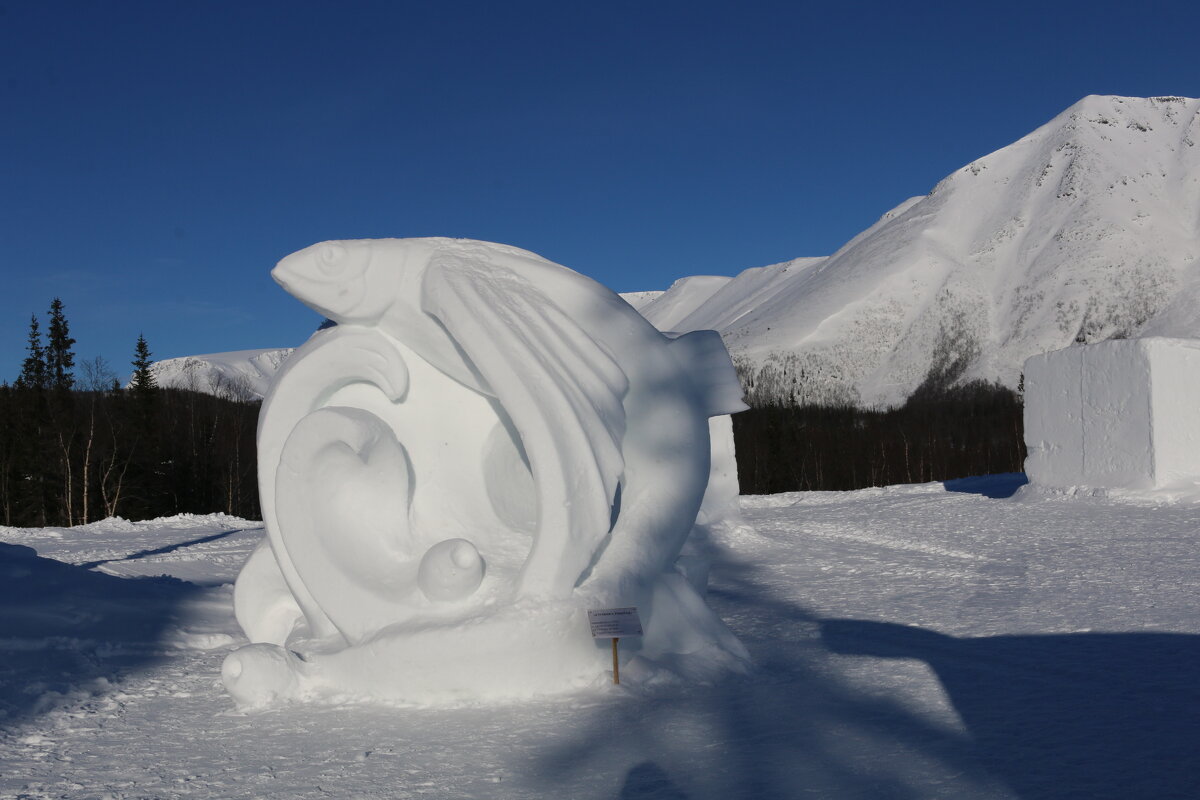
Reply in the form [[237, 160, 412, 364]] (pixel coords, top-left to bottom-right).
[[3, 481, 1199, 798], [631, 274, 732, 331], [148, 348, 292, 401], [616, 289, 663, 311], [648, 96, 1200, 407]]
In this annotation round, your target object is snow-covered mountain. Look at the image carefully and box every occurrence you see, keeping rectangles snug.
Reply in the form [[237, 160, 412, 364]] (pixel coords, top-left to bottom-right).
[[641, 95, 1200, 407], [153, 97, 1200, 409], [148, 348, 292, 401]]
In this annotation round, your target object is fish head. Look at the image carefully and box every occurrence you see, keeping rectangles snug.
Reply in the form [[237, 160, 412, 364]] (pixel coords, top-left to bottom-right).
[[272, 239, 399, 324]]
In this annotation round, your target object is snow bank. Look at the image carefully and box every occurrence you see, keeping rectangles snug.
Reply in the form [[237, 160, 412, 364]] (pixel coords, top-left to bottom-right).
[[225, 238, 750, 707], [1023, 337, 1200, 491]]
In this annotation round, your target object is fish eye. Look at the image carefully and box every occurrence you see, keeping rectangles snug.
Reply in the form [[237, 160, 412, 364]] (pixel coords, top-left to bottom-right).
[[316, 243, 347, 276]]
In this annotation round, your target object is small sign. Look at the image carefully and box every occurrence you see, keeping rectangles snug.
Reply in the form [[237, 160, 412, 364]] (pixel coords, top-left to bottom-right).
[[588, 607, 643, 639]]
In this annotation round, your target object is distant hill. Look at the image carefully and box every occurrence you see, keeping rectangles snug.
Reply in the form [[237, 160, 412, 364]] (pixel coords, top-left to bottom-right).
[[147, 348, 292, 401]]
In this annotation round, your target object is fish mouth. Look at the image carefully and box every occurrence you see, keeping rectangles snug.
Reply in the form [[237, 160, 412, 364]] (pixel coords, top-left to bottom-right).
[[269, 264, 290, 291], [271, 263, 354, 322]]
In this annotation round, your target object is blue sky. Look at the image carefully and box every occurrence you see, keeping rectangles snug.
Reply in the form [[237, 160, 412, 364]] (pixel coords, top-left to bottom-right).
[[2, 0, 1198, 381]]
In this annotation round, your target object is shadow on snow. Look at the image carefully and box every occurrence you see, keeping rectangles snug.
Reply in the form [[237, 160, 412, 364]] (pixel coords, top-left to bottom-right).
[[77, 527, 250, 570], [0, 542, 203, 726], [531, 560, 1006, 800], [531, 551, 1198, 800], [822, 619, 1200, 800], [942, 473, 1028, 499]]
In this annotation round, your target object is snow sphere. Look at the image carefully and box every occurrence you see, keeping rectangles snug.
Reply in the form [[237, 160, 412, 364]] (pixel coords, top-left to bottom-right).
[[417, 538, 485, 601]]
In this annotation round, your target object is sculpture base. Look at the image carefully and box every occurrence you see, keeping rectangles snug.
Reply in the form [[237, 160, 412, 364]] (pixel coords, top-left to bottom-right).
[[223, 570, 749, 708]]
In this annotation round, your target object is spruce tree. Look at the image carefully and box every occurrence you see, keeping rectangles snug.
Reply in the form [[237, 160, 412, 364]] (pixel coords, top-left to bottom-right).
[[15, 315, 48, 390], [130, 334, 157, 393], [45, 298, 76, 390]]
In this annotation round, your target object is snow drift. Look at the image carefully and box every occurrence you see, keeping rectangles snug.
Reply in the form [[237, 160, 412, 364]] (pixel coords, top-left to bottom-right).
[[224, 238, 750, 707]]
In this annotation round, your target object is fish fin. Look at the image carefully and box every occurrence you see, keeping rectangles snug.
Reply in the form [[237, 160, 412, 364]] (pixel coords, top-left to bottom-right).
[[422, 252, 628, 598]]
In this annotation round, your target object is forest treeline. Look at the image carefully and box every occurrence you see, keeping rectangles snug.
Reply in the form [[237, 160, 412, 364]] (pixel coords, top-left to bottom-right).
[[2, 299, 1026, 526], [732, 380, 1026, 495], [0, 300, 259, 527]]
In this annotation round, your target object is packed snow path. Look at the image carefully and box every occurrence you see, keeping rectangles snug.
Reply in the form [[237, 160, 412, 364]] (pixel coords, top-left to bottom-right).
[[2, 479, 1198, 799]]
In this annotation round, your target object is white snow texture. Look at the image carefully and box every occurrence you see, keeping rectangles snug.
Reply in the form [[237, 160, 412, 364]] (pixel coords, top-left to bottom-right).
[[225, 237, 751, 707]]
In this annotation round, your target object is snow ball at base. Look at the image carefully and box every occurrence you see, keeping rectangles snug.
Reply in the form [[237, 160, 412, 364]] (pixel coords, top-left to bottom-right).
[[417, 538, 485, 601], [221, 643, 303, 708]]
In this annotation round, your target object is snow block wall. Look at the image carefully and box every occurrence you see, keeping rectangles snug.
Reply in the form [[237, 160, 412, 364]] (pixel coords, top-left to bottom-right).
[[1023, 338, 1200, 490], [223, 238, 751, 707]]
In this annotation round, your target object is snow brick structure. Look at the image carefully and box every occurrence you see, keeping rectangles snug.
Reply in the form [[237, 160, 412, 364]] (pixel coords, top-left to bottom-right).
[[222, 238, 750, 707], [1023, 338, 1200, 491]]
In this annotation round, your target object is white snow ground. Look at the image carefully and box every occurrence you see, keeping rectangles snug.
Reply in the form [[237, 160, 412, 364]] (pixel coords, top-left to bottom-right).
[[2, 479, 1198, 799]]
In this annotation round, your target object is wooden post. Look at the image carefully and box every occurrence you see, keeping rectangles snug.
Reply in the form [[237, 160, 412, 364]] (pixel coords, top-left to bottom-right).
[[612, 637, 620, 684]]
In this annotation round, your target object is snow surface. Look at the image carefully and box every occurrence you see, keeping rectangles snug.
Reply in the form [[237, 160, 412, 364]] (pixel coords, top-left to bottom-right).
[[230, 238, 750, 706], [1025, 337, 1200, 491], [639, 95, 1200, 406], [3, 481, 1199, 798]]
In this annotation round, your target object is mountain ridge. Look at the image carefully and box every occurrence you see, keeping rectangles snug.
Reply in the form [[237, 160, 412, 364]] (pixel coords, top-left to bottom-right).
[[149, 96, 1200, 409], [643, 94, 1200, 406]]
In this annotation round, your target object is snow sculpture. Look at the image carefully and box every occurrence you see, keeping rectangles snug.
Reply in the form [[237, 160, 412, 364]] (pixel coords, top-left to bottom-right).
[[1024, 338, 1200, 491], [223, 238, 750, 706]]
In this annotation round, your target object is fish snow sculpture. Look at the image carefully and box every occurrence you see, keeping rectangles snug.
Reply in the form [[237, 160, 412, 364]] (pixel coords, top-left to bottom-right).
[[223, 238, 750, 706]]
